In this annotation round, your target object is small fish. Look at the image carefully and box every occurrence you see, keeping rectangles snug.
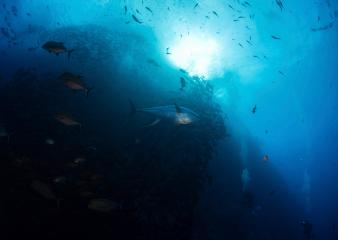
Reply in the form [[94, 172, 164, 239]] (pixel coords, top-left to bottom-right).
[[31, 180, 57, 199], [238, 16, 245, 19], [145, 7, 153, 14], [73, 157, 86, 164], [166, 47, 171, 55], [55, 113, 81, 127], [53, 176, 67, 184], [212, 11, 219, 17], [45, 138, 55, 145], [271, 35, 281, 40], [144, 118, 161, 127], [59, 72, 93, 96], [147, 58, 160, 67], [263, 155, 269, 161], [238, 43, 244, 48], [311, 22, 334, 32], [278, 70, 285, 76], [252, 105, 257, 114], [31, 180, 61, 208], [132, 14, 142, 24], [276, 0, 284, 11], [193, 3, 199, 9], [253, 55, 260, 59], [124, 5, 127, 15], [136, 9, 141, 15], [228, 4, 234, 10], [246, 40, 252, 46], [180, 77, 186, 90], [88, 199, 120, 212], [179, 68, 188, 74], [42, 41, 74, 59], [244, 1, 252, 7]]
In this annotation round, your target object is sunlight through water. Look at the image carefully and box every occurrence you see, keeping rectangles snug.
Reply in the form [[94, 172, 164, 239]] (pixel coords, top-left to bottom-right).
[[168, 34, 221, 80]]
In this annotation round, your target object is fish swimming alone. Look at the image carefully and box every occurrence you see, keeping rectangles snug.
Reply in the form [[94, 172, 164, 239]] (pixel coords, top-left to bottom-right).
[[42, 41, 74, 59], [252, 105, 257, 114], [271, 35, 281, 40], [58, 72, 93, 96], [129, 100, 199, 125]]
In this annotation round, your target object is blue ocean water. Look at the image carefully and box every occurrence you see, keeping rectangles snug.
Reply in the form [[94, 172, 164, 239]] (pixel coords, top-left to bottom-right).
[[0, 0, 337, 239]]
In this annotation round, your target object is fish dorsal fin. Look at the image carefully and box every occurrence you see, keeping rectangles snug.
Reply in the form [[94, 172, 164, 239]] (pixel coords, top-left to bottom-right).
[[175, 103, 182, 114]]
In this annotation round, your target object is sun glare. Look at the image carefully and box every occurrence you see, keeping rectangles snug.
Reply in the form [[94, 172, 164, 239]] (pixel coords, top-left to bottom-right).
[[168, 35, 221, 80]]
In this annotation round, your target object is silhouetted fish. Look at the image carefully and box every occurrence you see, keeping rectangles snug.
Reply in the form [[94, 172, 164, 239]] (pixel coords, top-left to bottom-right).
[[42, 41, 74, 59], [276, 0, 284, 11], [271, 35, 281, 40], [252, 105, 257, 114], [145, 7, 153, 14], [311, 22, 334, 32], [132, 14, 142, 24]]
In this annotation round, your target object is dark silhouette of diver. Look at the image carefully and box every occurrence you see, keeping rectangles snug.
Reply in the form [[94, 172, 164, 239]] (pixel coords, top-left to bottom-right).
[[300, 220, 314, 239]]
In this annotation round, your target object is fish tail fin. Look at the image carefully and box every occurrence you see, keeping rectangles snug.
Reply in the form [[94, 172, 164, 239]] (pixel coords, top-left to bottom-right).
[[129, 99, 137, 117], [67, 49, 75, 59], [86, 87, 94, 97]]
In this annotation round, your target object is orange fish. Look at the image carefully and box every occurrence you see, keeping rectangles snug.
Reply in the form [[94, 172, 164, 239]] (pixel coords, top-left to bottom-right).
[[59, 72, 93, 96], [55, 113, 81, 127]]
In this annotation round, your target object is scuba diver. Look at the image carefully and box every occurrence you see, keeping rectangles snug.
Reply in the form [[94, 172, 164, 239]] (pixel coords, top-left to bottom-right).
[[300, 220, 314, 239]]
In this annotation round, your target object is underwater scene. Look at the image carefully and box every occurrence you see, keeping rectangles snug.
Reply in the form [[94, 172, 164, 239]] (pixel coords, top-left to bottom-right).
[[0, 0, 338, 239]]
